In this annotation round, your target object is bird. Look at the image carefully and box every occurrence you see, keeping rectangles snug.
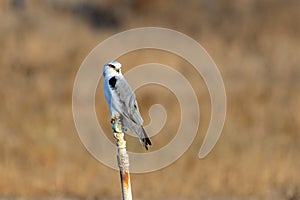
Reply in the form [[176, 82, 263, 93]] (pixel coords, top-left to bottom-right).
[[103, 61, 152, 150]]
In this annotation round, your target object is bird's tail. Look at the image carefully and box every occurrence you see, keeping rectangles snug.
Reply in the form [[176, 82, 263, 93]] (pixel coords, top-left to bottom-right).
[[140, 126, 152, 150]]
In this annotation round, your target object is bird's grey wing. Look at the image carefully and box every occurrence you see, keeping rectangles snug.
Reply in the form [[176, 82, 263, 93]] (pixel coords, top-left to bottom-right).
[[113, 76, 143, 125], [110, 75, 152, 149]]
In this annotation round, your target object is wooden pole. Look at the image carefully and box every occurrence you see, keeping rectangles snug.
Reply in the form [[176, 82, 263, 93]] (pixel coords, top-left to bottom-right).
[[113, 117, 133, 200]]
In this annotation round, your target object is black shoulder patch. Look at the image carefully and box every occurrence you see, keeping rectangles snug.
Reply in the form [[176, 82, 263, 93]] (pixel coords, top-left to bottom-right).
[[109, 76, 117, 88]]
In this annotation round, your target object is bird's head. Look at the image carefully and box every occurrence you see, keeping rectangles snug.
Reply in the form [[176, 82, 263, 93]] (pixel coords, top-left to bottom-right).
[[103, 61, 122, 77]]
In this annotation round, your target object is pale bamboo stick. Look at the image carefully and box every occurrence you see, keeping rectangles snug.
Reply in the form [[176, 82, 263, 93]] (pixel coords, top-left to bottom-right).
[[113, 117, 133, 200]]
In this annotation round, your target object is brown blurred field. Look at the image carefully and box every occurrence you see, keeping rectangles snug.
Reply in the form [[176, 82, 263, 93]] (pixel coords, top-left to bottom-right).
[[1, 0, 300, 199]]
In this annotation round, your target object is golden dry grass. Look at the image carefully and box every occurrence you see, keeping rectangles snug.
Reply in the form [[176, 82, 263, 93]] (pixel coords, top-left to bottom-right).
[[0, 0, 300, 199]]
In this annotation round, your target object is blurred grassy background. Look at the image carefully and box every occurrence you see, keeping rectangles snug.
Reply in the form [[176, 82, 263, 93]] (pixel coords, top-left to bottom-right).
[[0, 0, 300, 199]]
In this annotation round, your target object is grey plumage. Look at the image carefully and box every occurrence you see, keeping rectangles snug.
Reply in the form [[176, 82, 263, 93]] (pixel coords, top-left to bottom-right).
[[103, 61, 152, 150]]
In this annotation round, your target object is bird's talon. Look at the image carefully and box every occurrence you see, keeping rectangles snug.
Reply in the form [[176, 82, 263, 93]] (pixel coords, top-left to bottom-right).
[[112, 117, 122, 133]]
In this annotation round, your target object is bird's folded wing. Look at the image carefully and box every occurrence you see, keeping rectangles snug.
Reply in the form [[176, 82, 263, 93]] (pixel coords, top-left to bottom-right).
[[113, 76, 144, 125]]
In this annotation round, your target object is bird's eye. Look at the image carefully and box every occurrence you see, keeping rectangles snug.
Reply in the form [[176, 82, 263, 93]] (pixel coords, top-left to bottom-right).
[[109, 65, 115, 69]]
